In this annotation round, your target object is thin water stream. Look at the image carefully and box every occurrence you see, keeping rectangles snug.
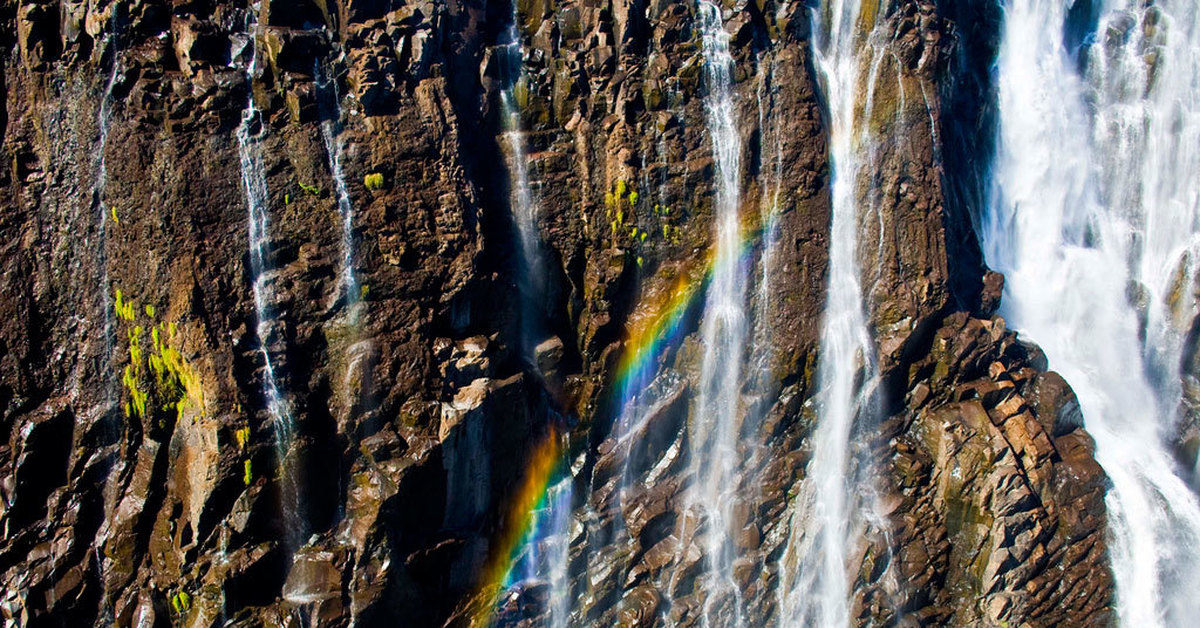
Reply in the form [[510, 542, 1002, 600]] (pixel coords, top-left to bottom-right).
[[779, 1, 888, 624], [679, 2, 751, 624], [317, 65, 361, 323], [494, 7, 574, 626], [235, 4, 301, 543]]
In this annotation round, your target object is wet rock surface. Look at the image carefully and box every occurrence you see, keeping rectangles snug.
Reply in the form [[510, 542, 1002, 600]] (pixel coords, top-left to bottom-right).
[[1, 0, 1113, 626]]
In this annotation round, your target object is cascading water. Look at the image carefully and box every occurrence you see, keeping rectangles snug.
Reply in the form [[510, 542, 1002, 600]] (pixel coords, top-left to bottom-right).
[[678, 2, 750, 623], [91, 40, 120, 409], [499, 11, 544, 324], [1088, 2, 1200, 437], [317, 64, 361, 322], [503, 473, 573, 627], [778, 1, 886, 624], [71, 11, 123, 412], [316, 59, 372, 433], [751, 58, 783, 379], [90, 23, 123, 622], [235, 5, 299, 530], [493, 7, 574, 625], [984, 0, 1200, 625]]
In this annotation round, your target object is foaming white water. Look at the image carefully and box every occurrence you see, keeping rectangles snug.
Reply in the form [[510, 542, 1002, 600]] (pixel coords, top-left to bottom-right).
[[1088, 2, 1200, 443], [236, 7, 295, 456], [508, 475, 573, 628], [779, 1, 885, 624], [682, 2, 750, 624], [985, 0, 1200, 624], [501, 111, 541, 298]]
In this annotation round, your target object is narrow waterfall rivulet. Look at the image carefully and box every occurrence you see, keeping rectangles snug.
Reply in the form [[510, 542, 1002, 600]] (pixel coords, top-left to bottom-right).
[[499, 6, 547, 341], [238, 12, 291, 443], [317, 65, 362, 322], [316, 56, 375, 439], [678, 2, 751, 624], [86, 20, 124, 620], [751, 59, 783, 383], [234, 4, 301, 542], [778, 1, 892, 624], [985, 0, 1200, 625], [491, 5, 575, 626], [87, 25, 121, 412]]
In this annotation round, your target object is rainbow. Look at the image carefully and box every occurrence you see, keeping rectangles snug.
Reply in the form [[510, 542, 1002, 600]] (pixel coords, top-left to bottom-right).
[[470, 426, 565, 626], [470, 223, 768, 625], [613, 225, 765, 407]]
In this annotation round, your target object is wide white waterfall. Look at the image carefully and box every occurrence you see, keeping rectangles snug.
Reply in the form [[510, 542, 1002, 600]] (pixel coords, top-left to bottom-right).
[[985, 0, 1200, 625], [1088, 2, 1200, 433], [684, 2, 750, 624], [236, 8, 295, 456], [779, 1, 885, 624]]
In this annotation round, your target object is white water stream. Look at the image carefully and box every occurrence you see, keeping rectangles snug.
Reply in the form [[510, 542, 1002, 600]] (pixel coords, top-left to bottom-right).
[[779, 1, 887, 624], [682, 3, 751, 624], [495, 8, 574, 627], [317, 67, 361, 323], [985, 0, 1200, 624], [235, 5, 296, 481]]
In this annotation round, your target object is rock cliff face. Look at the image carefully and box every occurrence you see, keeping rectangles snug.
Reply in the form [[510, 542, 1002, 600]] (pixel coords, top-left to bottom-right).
[[0, 0, 1113, 626]]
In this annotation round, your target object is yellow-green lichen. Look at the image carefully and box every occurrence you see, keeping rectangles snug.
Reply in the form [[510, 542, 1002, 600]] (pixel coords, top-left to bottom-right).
[[114, 288, 205, 428]]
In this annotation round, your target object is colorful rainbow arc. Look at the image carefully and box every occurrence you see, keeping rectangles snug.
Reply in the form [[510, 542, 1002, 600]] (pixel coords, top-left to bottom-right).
[[614, 224, 766, 405], [469, 426, 565, 627], [471, 224, 768, 626]]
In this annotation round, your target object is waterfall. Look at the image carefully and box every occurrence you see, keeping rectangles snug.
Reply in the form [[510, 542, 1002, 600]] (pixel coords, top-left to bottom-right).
[[499, 10, 545, 341], [236, 7, 298, 515], [79, 22, 122, 411], [505, 474, 573, 628], [985, 0, 1200, 625], [752, 57, 783, 380], [89, 22, 123, 617], [494, 6, 574, 625], [779, 1, 886, 624], [1088, 1, 1200, 444], [681, 2, 750, 623], [317, 64, 361, 323], [316, 59, 372, 432]]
